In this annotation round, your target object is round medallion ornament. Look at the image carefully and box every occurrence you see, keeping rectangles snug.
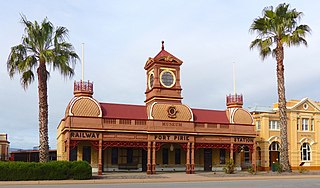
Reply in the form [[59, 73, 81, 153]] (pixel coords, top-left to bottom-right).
[[167, 106, 177, 118]]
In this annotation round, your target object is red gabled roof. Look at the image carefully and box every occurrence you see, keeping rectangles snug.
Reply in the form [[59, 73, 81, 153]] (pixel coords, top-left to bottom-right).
[[100, 103, 147, 120], [154, 49, 181, 61], [100, 103, 229, 124], [153, 41, 181, 62], [191, 108, 229, 124]]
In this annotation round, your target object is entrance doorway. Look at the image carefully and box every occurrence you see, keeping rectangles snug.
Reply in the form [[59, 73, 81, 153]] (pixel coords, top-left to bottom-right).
[[269, 142, 280, 168], [82, 146, 91, 164], [204, 148, 212, 171], [70, 146, 77, 161], [142, 149, 147, 172]]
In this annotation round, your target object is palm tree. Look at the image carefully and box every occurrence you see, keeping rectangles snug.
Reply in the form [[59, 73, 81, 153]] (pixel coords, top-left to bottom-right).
[[249, 3, 311, 172], [7, 15, 79, 162]]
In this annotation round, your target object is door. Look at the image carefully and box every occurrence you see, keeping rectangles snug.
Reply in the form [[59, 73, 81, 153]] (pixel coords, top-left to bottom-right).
[[269, 151, 280, 166], [82, 146, 91, 164], [69, 146, 77, 161], [142, 149, 147, 172], [204, 148, 212, 171]]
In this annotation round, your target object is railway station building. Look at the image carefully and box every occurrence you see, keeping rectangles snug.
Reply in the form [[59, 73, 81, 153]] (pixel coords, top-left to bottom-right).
[[57, 42, 256, 175]]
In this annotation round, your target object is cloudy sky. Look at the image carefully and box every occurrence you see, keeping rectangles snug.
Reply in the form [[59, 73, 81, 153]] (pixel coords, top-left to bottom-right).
[[1, 0, 319, 149]]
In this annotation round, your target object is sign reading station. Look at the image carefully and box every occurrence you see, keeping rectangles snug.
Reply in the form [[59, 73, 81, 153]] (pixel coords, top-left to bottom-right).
[[233, 137, 254, 143], [70, 132, 101, 139]]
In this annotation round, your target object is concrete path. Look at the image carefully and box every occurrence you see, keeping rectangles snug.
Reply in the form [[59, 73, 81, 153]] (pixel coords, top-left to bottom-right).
[[1, 171, 320, 186]]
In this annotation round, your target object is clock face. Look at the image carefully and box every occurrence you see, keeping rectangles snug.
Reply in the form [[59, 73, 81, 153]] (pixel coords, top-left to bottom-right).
[[148, 73, 154, 89], [160, 70, 175, 88]]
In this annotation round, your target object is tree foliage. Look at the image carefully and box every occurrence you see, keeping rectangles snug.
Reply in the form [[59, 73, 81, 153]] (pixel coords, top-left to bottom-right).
[[250, 3, 310, 172], [7, 14, 79, 162]]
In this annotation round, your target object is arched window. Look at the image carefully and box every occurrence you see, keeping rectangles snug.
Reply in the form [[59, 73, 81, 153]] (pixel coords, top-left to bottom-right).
[[301, 143, 311, 161], [269, 142, 280, 151]]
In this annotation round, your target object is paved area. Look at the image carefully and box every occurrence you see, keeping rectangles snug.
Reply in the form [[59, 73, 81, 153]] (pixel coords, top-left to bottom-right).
[[1, 171, 320, 186]]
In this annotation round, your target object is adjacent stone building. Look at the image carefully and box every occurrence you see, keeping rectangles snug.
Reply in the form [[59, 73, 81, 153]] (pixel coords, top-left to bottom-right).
[[251, 98, 320, 170], [0, 134, 10, 161]]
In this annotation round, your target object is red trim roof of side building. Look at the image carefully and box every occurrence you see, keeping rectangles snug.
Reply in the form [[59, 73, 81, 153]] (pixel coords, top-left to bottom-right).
[[100, 103, 229, 124]]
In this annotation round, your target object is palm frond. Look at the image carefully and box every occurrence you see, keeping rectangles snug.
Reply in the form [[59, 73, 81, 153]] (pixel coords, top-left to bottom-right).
[[8, 15, 79, 89], [20, 70, 34, 90], [250, 3, 311, 61]]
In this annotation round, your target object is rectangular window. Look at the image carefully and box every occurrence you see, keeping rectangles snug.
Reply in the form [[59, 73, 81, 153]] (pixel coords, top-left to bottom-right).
[[175, 149, 181, 164], [311, 119, 314, 131], [256, 120, 261, 130], [162, 148, 169, 165], [302, 118, 309, 131], [127, 148, 133, 164], [244, 151, 250, 163], [269, 120, 280, 130], [220, 149, 226, 164], [82, 146, 91, 164], [111, 148, 118, 165], [69, 147, 77, 161]]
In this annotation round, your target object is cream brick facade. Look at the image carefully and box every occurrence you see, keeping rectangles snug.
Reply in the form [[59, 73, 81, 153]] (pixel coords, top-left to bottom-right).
[[251, 98, 320, 170]]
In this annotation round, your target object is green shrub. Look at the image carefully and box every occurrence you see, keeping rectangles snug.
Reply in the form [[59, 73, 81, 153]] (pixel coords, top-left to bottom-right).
[[247, 166, 256, 175], [70, 161, 92, 180], [298, 166, 308, 174], [272, 162, 283, 173], [0, 161, 91, 181], [223, 159, 235, 174]]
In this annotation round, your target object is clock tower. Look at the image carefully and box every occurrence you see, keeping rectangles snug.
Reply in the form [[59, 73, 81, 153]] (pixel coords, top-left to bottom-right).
[[144, 41, 183, 105]]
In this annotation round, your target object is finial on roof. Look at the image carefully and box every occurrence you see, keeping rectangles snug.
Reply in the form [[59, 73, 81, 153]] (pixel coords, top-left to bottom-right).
[[161, 40, 164, 50]]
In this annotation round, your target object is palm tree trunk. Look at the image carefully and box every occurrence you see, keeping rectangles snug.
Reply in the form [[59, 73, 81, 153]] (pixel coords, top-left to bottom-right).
[[37, 61, 49, 162], [276, 43, 291, 172]]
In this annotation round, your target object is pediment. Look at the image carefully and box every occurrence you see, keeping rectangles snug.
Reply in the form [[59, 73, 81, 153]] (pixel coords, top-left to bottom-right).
[[288, 98, 320, 112]]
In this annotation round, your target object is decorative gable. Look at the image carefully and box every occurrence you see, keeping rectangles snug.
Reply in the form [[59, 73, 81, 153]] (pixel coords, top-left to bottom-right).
[[289, 98, 320, 112], [68, 96, 102, 117]]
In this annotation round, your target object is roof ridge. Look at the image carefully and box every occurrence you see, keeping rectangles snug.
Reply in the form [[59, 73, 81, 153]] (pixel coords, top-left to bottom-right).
[[99, 102, 145, 107]]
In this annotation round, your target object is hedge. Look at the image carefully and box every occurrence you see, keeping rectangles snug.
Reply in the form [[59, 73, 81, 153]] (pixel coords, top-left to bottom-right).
[[0, 161, 92, 181]]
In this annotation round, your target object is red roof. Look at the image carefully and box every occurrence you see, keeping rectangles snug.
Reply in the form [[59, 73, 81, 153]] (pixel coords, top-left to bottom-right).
[[191, 108, 229, 124], [153, 41, 181, 62], [100, 103, 148, 120], [154, 49, 181, 62], [99, 103, 229, 124]]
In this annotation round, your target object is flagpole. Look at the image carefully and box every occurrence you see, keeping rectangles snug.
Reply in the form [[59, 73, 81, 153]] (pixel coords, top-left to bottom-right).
[[82, 43, 84, 81], [233, 62, 236, 95]]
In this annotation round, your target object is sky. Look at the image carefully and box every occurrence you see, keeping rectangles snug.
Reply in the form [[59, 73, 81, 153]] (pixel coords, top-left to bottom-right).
[[0, 0, 319, 149]]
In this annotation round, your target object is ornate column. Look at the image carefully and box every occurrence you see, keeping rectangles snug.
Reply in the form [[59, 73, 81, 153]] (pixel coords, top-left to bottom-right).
[[66, 132, 70, 161], [252, 142, 257, 172], [230, 143, 234, 161], [152, 142, 156, 174], [186, 142, 190, 174], [191, 142, 195, 174], [98, 140, 103, 175], [147, 141, 152, 174]]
